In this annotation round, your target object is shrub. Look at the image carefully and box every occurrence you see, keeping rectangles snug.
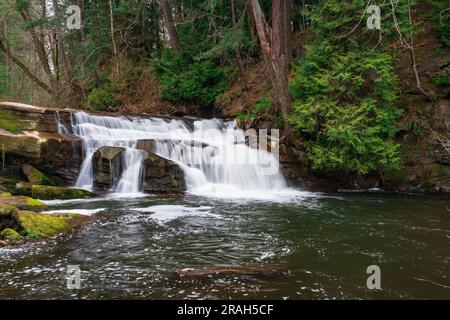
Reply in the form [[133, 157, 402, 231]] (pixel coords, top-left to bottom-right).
[[289, 0, 403, 175], [155, 49, 225, 107], [237, 96, 272, 120], [87, 88, 119, 111]]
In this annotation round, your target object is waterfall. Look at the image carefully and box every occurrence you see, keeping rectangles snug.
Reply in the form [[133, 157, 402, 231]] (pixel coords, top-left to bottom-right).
[[55, 111, 70, 134], [70, 111, 292, 199], [114, 148, 147, 194]]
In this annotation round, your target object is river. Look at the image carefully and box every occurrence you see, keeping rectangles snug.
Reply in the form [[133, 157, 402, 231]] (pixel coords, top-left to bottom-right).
[[0, 192, 449, 299]]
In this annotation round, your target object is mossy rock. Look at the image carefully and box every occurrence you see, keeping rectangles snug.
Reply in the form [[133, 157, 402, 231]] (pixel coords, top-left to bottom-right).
[[0, 193, 46, 213], [0, 204, 16, 217], [0, 109, 25, 132], [11, 210, 88, 238], [22, 196, 47, 209], [0, 228, 23, 241], [14, 182, 32, 196], [22, 164, 56, 186], [31, 185, 93, 200]]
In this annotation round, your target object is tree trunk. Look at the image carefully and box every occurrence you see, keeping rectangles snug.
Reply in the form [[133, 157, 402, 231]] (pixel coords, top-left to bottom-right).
[[108, 0, 120, 75], [249, 0, 292, 130], [52, 0, 72, 85], [78, 0, 88, 42], [231, 0, 245, 74], [284, 0, 292, 61], [161, 0, 181, 51], [19, 8, 54, 85], [247, 7, 257, 42], [152, 0, 163, 58]]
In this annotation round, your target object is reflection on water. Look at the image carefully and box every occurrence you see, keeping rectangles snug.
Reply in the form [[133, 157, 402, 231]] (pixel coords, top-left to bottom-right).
[[0, 193, 449, 299]]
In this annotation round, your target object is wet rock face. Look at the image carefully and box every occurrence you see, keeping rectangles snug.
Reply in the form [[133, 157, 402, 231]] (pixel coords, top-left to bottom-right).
[[136, 139, 156, 153], [142, 153, 186, 193], [384, 164, 450, 193], [0, 131, 81, 162], [0, 131, 41, 158], [0, 102, 74, 132], [0, 102, 83, 185], [0, 131, 83, 184], [92, 146, 126, 191], [39, 133, 83, 171], [92, 145, 186, 193]]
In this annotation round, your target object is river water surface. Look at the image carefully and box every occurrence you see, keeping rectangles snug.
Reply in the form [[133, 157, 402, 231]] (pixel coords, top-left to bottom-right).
[[1, 192, 449, 299]]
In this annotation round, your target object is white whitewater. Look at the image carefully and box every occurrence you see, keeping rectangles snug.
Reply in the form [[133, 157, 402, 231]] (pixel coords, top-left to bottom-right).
[[70, 111, 305, 200]]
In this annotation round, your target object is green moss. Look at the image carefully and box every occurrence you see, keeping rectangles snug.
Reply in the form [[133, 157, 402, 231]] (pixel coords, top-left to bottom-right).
[[0, 193, 46, 213], [31, 185, 92, 200], [0, 110, 24, 132], [11, 210, 79, 238], [14, 182, 32, 196], [22, 196, 46, 207], [22, 164, 56, 186], [237, 96, 272, 120], [1, 204, 16, 216], [0, 228, 23, 241]]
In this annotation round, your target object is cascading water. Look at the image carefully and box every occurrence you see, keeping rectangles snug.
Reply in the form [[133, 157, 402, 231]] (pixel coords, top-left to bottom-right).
[[114, 148, 147, 194], [70, 111, 296, 199]]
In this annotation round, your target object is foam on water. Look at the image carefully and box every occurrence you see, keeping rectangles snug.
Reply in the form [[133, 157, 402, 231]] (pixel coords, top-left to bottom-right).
[[42, 208, 105, 216], [130, 205, 218, 223]]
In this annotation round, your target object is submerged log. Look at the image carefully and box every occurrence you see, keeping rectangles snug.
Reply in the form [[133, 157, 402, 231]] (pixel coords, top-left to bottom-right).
[[169, 265, 288, 278]]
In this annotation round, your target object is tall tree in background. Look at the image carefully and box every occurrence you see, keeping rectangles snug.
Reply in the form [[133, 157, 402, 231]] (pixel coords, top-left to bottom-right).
[[0, 0, 56, 100], [231, 0, 245, 74], [108, 0, 120, 75], [249, 0, 292, 131], [161, 0, 180, 51]]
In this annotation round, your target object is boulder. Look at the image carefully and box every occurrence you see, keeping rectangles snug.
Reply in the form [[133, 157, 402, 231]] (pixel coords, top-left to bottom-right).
[[22, 164, 56, 186], [0, 192, 46, 213], [142, 153, 186, 193], [93, 146, 125, 191], [31, 185, 93, 200], [0, 192, 89, 243], [11, 209, 89, 238]]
